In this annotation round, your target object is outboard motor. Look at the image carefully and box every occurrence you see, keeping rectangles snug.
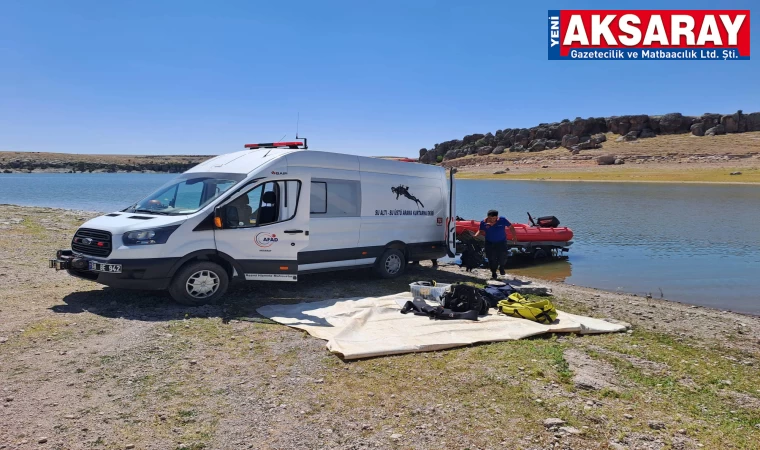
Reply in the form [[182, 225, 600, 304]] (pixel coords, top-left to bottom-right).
[[527, 212, 560, 228]]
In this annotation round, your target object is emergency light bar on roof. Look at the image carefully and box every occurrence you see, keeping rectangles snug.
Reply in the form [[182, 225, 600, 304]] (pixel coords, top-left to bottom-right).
[[244, 141, 305, 149]]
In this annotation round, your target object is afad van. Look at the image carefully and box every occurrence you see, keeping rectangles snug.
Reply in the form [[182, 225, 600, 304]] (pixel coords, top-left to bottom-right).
[[49, 142, 457, 305]]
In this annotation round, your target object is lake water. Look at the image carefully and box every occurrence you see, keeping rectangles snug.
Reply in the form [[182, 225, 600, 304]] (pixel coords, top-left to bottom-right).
[[2, 173, 759, 314]]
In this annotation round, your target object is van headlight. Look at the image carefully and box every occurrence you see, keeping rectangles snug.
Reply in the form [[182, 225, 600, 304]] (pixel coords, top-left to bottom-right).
[[122, 225, 179, 246]]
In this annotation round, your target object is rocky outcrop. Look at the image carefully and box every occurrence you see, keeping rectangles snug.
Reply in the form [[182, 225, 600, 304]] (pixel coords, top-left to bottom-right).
[[657, 113, 696, 134], [416, 110, 760, 164], [705, 124, 726, 136], [616, 131, 640, 142], [747, 112, 760, 131], [562, 135, 579, 148]]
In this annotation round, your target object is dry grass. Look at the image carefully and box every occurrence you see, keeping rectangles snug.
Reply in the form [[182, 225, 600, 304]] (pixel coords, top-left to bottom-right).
[[598, 131, 760, 157], [454, 132, 760, 183], [480, 131, 760, 161], [462, 167, 760, 183]]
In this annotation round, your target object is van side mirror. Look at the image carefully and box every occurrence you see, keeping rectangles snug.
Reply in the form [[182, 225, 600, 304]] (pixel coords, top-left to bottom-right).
[[214, 206, 225, 229]]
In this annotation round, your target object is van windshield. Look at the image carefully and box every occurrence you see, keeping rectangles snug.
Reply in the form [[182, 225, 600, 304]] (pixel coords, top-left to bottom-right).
[[126, 173, 246, 216]]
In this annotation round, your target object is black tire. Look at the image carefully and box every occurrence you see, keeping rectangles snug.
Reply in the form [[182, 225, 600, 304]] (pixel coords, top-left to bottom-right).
[[169, 261, 229, 305], [375, 248, 406, 279]]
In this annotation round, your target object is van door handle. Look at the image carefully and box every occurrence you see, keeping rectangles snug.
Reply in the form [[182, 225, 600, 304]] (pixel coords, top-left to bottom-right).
[[284, 229, 304, 234]]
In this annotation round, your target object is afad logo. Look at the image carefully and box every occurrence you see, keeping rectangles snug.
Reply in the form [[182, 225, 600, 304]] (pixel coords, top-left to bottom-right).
[[255, 232, 278, 247], [548, 10, 750, 60]]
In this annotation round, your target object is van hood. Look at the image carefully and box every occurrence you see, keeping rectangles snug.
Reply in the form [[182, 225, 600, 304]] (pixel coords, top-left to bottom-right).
[[79, 212, 187, 235]]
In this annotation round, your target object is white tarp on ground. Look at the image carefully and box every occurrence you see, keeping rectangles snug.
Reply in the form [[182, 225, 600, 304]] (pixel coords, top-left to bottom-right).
[[256, 293, 628, 360]]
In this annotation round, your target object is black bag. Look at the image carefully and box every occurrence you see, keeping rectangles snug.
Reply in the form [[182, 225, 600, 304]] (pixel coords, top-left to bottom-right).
[[536, 216, 560, 228], [400, 300, 479, 321], [460, 242, 485, 272], [441, 284, 490, 316]]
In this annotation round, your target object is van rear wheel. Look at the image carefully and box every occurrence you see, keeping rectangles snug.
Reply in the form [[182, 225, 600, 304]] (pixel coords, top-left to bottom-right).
[[375, 249, 406, 279], [169, 261, 229, 305]]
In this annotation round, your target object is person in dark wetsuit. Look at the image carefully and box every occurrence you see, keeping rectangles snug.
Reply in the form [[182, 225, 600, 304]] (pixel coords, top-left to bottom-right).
[[475, 209, 517, 280], [391, 185, 424, 208]]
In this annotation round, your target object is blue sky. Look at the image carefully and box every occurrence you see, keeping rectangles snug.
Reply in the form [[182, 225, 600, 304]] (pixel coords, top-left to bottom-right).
[[1, 0, 757, 157]]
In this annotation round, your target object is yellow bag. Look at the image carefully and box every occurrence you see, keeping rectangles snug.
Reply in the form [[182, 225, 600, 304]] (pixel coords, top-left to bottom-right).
[[496, 293, 558, 324]]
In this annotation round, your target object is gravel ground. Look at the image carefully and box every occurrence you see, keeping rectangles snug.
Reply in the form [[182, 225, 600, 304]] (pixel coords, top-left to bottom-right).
[[1, 204, 759, 450]]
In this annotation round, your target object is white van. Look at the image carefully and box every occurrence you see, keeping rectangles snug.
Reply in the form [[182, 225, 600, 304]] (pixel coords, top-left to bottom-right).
[[50, 143, 457, 305]]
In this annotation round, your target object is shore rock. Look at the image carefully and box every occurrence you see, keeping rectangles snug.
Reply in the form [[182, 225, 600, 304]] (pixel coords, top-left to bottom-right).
[[543, 418, 566, 429], [597, 155, 616, 165], [617, 131, 640, 142], [700, 113, 722, 129], [690, 123, 705, 136], [562, 134, 579, 148], [705, 124, 726, 136], [528, 139, 546, 152]]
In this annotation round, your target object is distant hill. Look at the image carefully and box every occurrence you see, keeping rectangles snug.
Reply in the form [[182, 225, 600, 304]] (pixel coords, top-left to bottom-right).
[[0, 151, 213, 173]]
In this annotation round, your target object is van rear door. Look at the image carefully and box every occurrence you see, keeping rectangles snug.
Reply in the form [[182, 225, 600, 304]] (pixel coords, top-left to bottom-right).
[[445, 168, 457, 257]]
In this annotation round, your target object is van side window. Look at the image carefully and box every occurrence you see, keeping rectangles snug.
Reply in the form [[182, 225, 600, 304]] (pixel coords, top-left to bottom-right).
[[224, 181, 301, 228], [310, 179, 361, 218], [310, 182, 327, 214]]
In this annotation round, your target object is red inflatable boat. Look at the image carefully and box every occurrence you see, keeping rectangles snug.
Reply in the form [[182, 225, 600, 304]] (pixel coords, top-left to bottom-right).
[[455, 220, 574, 243]]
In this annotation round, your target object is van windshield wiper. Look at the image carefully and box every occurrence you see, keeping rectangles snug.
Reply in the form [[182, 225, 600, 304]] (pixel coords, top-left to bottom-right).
[[131, 209, 172, 216]]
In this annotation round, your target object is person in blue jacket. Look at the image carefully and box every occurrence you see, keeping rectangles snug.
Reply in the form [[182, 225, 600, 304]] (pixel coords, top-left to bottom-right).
[[475, 209, 517, 279]]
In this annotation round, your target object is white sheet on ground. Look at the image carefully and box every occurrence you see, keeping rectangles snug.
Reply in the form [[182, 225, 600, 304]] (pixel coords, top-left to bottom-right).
[[256, 293, 627, 359]]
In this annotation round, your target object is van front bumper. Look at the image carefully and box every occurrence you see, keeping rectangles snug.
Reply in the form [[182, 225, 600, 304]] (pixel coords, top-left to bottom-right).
[[49, 250, 176, 291]]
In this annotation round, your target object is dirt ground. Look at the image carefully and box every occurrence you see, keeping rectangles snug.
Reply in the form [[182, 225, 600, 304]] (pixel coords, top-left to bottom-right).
[[1, 205, 759, 450]]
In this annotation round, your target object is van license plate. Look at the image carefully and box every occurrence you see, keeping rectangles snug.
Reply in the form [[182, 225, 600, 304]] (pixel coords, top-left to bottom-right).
[[88, 261, 122, 273]]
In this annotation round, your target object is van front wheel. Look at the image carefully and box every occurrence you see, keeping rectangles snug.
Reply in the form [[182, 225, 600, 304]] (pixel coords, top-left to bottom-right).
[[169, 261, 229, 305], [375, 249, 406, 279]]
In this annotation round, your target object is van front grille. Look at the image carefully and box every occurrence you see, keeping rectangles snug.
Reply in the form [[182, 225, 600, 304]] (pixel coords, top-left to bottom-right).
[[71, 228, 113, 257]]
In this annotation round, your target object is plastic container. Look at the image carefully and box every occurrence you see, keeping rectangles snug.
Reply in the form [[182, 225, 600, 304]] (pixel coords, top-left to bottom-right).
[[410, 281, 451, 304]]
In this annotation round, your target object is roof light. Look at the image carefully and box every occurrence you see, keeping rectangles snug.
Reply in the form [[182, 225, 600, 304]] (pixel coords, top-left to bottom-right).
[[244, 141, 305, 149]]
